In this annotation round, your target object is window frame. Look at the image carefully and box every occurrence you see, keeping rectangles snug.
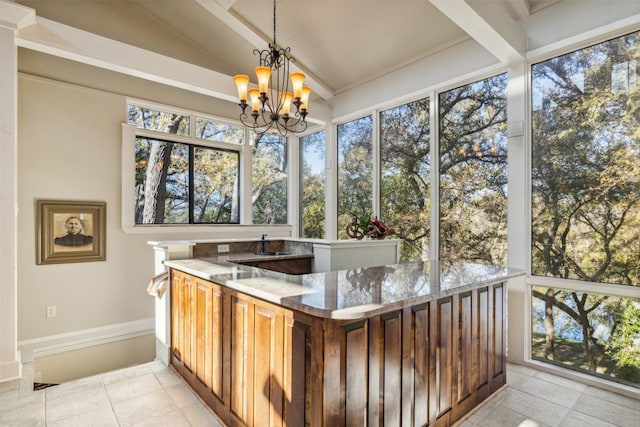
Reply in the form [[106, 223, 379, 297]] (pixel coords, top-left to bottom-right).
[[299, 129, 327, 239], [522, 27, 640, 392], [122, 100, 293, 235]]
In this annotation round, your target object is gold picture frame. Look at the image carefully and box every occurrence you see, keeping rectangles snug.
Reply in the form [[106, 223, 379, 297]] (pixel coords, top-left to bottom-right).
[[36, 200, 106, 265]]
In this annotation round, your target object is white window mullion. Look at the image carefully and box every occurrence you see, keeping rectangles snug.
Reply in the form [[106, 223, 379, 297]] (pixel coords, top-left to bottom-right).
[[506, 61, 529, 364], [372, 110, 381, 218], [429, 92, 439, 263], [289, 135, 300, 237]]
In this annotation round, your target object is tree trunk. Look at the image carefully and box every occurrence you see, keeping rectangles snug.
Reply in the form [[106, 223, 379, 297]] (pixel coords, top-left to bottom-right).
[[142, 141, 173, 223], [544, 288, 555, 360]]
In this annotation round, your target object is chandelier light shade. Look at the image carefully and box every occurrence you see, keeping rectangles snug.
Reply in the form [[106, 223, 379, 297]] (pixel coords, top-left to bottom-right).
[[233, 0, 311, 136]]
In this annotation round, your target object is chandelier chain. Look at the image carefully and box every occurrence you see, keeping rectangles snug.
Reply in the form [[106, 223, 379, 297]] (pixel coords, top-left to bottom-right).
[[272, 0, 277, 47]]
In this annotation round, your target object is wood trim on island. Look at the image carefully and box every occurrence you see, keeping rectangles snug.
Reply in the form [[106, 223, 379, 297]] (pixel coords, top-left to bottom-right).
[[169, 268, 506, 426]]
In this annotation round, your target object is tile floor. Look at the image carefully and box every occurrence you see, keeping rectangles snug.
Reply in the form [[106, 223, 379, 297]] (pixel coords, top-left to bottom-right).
[[0, 361, 638, 426], [459, 363, 639, 427]]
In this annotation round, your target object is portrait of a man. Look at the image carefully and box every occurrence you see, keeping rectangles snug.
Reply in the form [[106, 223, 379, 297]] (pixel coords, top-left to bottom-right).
[[54, 216, 94, 247]]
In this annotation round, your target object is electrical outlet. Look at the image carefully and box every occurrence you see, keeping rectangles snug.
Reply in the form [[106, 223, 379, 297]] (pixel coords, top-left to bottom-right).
[[46, 306, 56, 318], [218, 244, 230, 253]]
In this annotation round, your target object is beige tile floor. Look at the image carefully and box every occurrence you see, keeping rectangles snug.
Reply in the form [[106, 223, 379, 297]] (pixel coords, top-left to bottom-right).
[[0, 361, 638, 426]]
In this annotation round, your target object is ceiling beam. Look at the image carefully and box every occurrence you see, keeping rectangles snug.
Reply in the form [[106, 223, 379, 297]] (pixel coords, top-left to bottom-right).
[[194, 0, 334, 100], [14, 16, 332, 123], [0, 0, 36, 30], [430, 0, 526, 65], [507, 0, 531, 20], [17, 17, 239, 101]]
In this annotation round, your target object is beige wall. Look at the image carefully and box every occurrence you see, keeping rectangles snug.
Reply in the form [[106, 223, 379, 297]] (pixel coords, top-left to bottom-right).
[[18, 74, 156, 340], [16, 53, 241, 368]]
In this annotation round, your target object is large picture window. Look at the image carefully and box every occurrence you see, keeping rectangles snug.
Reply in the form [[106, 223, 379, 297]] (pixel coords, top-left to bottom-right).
[[337, 116, 373, 239], [129, 102, 242, 225], [300, 130, 326, 239], [135, 138, 239, 224], [380, 98, 430, 261], [252, 133, 288, 224], [439, 74, 508, 267], [531, 31, 640, 387]]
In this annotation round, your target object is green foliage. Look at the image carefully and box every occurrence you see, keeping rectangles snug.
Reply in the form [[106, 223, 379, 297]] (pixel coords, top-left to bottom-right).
[[252, 133, 288, 224], [531, 32, 640, 286], [380, 98, 431, 261], [530, 32, 639, 386], [301, 131, 326, 239], [607, 301, 640, 373], [337, 116, 373, 238], [439, 74, 508, 267]]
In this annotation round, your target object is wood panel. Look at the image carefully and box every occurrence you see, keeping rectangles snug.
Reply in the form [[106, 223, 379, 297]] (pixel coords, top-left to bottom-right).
[[382, 311, 402, 426], [282, 315, 312, 426], [344, 320, 368, 426], [454, 292, 473, 412], [476, 287, 489, 391], [169, 269, 507, 427], [413, 304, 431, 426], [491, 283, 506, 391], [230, 295, 252, 424], [170, 270, 182, 361], [435, 297, 453, 424], [195, 282, 209, 386], [238, 258, 312, 275]]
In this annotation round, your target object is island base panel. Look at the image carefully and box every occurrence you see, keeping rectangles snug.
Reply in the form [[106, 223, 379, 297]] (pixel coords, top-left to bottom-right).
[[170, 269, 506, 426]]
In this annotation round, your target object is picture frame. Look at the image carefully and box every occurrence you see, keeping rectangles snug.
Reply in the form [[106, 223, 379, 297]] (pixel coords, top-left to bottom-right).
[[36, 200, 106, 265]]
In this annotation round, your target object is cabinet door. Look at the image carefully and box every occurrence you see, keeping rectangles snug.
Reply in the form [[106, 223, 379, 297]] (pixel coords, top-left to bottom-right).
[[171, 270, 193, 365], [170, 270, 183, 361], [194, 278, 224, 398]]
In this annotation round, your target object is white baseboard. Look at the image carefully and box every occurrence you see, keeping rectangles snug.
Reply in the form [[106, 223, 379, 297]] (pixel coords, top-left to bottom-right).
[[18, 318, 154, 363], [0, 360, 22, 383]]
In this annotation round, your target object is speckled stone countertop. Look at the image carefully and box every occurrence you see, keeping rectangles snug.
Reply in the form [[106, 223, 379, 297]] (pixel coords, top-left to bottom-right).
[[164, 258, 524, 320]]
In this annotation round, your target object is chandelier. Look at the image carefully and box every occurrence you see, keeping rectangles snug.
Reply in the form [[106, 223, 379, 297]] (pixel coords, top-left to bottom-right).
[[233, 0, 311, 136]]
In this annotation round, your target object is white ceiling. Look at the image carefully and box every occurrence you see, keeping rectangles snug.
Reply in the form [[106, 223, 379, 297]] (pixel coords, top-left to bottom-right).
[[15, 0, 561, 102]]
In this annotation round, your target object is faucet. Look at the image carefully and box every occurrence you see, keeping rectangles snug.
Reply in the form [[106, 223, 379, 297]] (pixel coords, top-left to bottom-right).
[[260, 234, 270, 254]]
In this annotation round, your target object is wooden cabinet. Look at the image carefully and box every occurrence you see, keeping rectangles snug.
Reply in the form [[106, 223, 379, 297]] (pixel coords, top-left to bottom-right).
[[236, 257, 312, 275], [170, 269, 505, 426]]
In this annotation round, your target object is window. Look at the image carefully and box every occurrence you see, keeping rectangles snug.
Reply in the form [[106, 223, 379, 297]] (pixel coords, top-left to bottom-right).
[[300, 130, 326, 239], [531, 31, 640, 387], [252, 133, 288, 224], [439, 74, 508, 267], [380, 98, 430, 261], [195, 117, 244, 144], [129, 102, 242, 225], [128, 104, 190, 136], [337, 116, 373, 239]]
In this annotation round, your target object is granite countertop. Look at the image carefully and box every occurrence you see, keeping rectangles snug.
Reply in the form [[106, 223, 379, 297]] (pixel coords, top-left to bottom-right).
[[164, 258, 525, 320]]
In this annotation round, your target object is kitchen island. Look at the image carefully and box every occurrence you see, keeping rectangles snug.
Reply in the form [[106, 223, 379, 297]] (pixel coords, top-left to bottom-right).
[[164, 257, 523, 426]]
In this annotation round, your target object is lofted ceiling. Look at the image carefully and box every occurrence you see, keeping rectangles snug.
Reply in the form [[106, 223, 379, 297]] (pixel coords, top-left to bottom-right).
[[14, 0, 561, 102]]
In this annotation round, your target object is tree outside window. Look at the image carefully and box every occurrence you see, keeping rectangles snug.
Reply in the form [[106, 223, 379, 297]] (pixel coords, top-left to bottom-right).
[[129, 104, 241, 224], [337, 116, 373, 239], [380, 98, 430, 261], [301, 130, 326, 239], [439, 74, 508, 268], [252, 133, 288, 224], [531, 30, 640, 387]]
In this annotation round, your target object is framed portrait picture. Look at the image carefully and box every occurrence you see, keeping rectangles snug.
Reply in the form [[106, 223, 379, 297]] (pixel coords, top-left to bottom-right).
[[36, 200, 106, 265]]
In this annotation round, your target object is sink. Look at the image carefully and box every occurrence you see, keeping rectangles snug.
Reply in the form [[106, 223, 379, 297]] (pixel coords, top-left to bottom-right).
[[254, 251, 290, 256]]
